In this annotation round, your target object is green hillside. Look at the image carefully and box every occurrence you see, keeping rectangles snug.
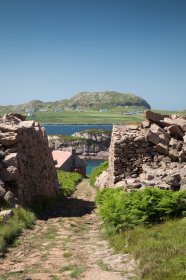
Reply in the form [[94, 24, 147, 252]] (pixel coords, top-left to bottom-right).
[[0, 91, 150, 113]]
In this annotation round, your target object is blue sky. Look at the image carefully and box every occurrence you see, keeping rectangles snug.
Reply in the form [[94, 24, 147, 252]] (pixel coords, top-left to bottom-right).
[[0, 0, 185, 110]]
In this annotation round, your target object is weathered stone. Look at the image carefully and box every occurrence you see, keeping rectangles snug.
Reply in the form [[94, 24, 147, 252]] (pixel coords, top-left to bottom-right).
[[0, 166, 18, 181], [3, 153, 17, 167], [160, 117, 174, 127], [174, 119, 186, 132], [0, 210, 14, 221], [0, 124, 19, 132], [4, 191, 15, 207], [169, 138, 178, 147], [154, 143, 169, 155], [18, 121, 35, 128], [169, 149, 179, 162], [142, 120, 150, 128], [147, 124, 170, 145], [0, 132, 17, 146], [145, 110, 169, 123], [0, 182, 6, 198], [168, 125, 184, 139]]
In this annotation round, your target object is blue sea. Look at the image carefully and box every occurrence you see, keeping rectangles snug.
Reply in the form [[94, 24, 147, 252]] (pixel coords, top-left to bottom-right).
[[85, 159, 105, 175], [44, 124, 113, 135], [44, 124, 111, 174]]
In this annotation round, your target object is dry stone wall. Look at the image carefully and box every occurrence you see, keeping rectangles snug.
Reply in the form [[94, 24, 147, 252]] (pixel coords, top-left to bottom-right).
[[106, 111, 186, 191], [0, 114, 59, 206]]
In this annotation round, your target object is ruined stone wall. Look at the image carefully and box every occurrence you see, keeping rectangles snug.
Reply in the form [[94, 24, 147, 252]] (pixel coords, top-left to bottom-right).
[[107, 111, 186, 191], [0, 116, 59, 206]]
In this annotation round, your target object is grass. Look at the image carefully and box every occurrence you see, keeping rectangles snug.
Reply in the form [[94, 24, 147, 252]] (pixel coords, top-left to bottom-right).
[[96, 188, 186, 280], [96, 260, 112, 271], [26, 110, 145, 124], [89, 161, 108, 187], [57, 170, 83, 197], [59, 264, 86, 278], [0, 207, 36, 256], [109, 218, 186, 280]]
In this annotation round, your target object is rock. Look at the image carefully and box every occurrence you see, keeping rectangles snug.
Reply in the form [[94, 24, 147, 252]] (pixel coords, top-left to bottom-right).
[[154, 143, 169, 155], [160, 117, 174, 127], [2, 153, 17, 167], [183, 135, 186, 143], [0, 150, 5, 159], [95, 171, 109, 190], [0, 132, 17, 146], [180, 184, 186, 190], [4, 191, 16, 207], [0, 166, 18, 181], [18, 121, 35, 128], [0, 124, 19, 132], [167, 125, 184, 139], [142, 120, 151, 128], [169, 149, 179, 162], [169, 138, 178, 147], [147, 124, 170, 145], [145, 110, 169, 123], [0, 210, 14, 221], [0, 181, 6, 198], [174, 118, 186, 132]]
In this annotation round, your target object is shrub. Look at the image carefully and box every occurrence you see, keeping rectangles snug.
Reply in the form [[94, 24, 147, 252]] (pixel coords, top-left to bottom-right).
[[57, 170, 83, 196], [96, 188, 186, 233], [89, 161, 108, 186], [0, 208, 36, 255]]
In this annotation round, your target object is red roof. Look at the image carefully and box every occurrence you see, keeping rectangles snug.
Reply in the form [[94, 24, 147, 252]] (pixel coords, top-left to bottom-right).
[[52, 150, 71, 168]]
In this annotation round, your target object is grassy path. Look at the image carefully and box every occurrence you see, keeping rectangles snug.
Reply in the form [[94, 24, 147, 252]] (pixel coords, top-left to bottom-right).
[[0, 179, 136, 280]]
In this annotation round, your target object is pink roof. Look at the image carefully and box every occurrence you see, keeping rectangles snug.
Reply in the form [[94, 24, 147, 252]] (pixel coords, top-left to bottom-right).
[[52, 150, 71, 168]]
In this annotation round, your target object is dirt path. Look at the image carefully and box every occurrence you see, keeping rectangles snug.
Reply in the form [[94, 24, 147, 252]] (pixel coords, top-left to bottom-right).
[[0, 179, 136, 280]]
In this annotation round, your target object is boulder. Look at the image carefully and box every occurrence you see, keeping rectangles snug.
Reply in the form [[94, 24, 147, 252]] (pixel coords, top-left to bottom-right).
[[167, 125, 184, 139], [174, 119, 186, 132], [147, 124, 170, 145], [3, 153, 17, 167], [160, 117, 174, 127], [0, 166, 18, 181], [145, 110, 169, 123], [142, 120, 151, 128], [0, 132, 17, 146], [95, 170, 109, 190], [4, 191, 16, 207], [154, 143, 169, 155], [0, 183, 6, 198], [0, 210, 14, 221]]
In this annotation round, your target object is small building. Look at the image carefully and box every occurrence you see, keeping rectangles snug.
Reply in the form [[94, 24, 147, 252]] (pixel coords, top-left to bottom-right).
[[52, 149, 86, 177], [25, 108, 35, 117]]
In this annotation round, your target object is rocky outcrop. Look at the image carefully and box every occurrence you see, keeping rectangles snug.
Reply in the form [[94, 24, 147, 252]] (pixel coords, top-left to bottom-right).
[[48, 129, 111, 159], [106, 111, 186, 191], [0, 113, 59, 206]]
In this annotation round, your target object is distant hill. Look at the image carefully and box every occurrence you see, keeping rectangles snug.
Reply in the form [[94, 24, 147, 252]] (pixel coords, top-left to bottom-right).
[[0, 91, 151, 113]]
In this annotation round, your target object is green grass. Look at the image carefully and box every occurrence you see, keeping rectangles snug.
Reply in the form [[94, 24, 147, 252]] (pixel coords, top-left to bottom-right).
[[26, 111, 145, 124], [57, 170, 83, 196], [96, 188, 186, 233], [59, 264, 86, 278], [0, 207, 36, 256], [109, 218, 186, 280], [89, 161, 108, 187], [96, 188, 186, 280]]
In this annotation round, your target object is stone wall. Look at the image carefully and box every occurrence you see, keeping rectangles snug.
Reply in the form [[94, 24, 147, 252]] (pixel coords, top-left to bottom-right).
[[0, 114, 59, 206], [107, 111, 186, 191]]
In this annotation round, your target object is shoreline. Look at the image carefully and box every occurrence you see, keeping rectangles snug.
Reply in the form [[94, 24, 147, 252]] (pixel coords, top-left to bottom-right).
[[43, 123, 114, 126]]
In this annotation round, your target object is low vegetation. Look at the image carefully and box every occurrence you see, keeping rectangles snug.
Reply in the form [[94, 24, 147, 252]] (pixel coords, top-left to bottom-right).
[[57, 170, 83, 196], [96, 188, 186, 279], [0, 207, 36, 255], [89, 161, 108, 187]]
